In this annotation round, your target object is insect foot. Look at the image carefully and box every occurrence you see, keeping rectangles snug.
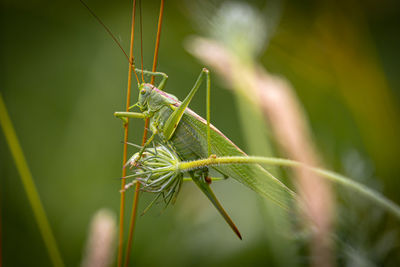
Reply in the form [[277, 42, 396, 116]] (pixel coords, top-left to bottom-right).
[[125, 152, 142, 169]]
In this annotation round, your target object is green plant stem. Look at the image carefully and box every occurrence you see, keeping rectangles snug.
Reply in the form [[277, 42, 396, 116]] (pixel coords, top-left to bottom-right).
[[0, 93, 64, 267], [177, 156, 400, 219]]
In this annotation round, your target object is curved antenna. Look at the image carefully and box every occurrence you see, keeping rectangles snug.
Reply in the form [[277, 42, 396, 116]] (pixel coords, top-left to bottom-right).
[[79, 0, 140, 84]]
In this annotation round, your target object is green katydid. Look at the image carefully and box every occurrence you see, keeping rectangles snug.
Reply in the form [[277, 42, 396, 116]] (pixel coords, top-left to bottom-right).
[[115, 68, 295, 239]]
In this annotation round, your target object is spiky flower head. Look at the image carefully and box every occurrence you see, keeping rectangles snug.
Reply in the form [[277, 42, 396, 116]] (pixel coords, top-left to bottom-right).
[[125, 143, 183, 204]]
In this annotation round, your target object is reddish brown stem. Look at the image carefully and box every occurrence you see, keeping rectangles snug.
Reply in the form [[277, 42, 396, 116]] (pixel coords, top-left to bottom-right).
[[117, 1, 137, 267], [151, 0, 164, 84], [123, 1, 164, 266], [123, 119, 149, 267]]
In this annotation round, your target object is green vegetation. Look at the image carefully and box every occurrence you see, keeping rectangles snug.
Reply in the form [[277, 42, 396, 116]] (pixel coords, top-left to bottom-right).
[[1, 0, 400, 266]]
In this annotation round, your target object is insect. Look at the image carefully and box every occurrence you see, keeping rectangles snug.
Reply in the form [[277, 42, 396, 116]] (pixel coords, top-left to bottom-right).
[[115, 67, 295, 239]]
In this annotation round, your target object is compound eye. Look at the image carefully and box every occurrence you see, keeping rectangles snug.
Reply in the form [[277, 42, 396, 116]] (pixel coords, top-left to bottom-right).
[[140, 89, 146, 95]]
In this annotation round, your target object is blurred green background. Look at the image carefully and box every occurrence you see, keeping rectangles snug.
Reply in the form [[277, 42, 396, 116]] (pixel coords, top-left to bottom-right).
[[1, 0, 400, 266]]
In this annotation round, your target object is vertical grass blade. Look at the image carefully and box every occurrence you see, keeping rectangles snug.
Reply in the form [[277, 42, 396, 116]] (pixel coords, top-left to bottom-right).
[[0, 93, 64, 267]]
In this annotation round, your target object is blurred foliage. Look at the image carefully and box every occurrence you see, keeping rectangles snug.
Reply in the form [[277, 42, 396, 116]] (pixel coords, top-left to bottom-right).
[[1, 0, 399, 266]]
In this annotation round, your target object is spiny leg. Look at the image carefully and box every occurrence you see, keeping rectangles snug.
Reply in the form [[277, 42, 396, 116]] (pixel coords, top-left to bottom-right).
[[114, 111, 146, 124], [163, 68, 211, 142], [191, 169, 242, 239], [205, 68, 211, 157], [113, 111, 156, 162], [134, 129, 158, 161], [173, 69, 239, 236]]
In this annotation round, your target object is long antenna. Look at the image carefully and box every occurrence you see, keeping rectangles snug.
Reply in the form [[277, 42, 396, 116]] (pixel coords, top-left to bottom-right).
[[79, 0, 140, 84]]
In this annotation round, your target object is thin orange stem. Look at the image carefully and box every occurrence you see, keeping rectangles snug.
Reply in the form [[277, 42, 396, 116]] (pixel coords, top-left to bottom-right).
[[123, 119, 149, 267], [151, 0, 164, 85], [117, 0, 137, 267], [124, 0, 164, 266], [139, 0, 145, 83]]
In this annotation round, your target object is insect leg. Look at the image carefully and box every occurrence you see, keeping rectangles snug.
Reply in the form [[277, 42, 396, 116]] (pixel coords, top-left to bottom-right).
[[163, 68, 210, 141], [114, 111, 159, 162], [134, 69, 168, 90], [191, 170, 242, 239], [137, 130, 158, 158], [205, 68, 211, 156], [114, 111, 146, 124]]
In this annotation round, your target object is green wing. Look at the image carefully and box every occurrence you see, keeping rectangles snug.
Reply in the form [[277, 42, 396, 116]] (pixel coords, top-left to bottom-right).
[[171, 108, 296, 210]]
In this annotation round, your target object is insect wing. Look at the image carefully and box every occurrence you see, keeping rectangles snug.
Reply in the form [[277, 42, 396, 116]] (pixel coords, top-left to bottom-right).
[[175, 108, 296, 210]]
